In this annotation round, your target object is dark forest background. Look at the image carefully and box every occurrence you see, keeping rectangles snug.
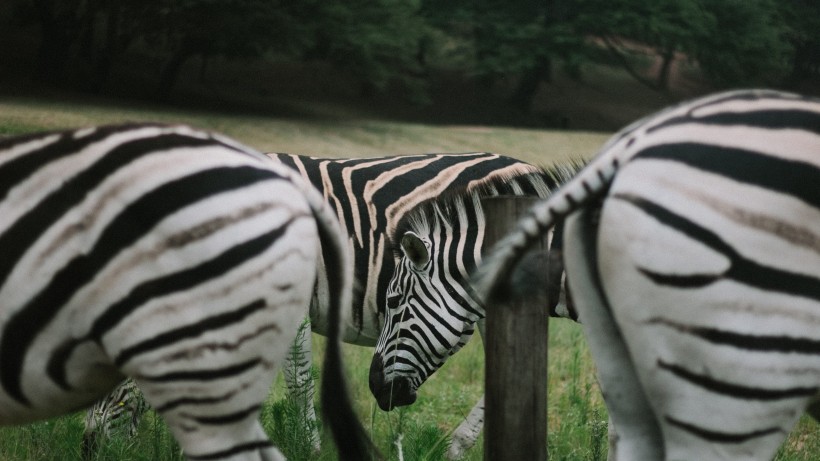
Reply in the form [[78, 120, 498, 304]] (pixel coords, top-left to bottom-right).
[[1, 0, 818, 131]]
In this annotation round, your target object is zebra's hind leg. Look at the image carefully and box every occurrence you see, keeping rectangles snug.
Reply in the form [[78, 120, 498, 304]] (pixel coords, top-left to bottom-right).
[[133, 372, 285, 461], [564, 208, 664, 461], [125, 310, 305, 461], [595, 188, 817, 460]]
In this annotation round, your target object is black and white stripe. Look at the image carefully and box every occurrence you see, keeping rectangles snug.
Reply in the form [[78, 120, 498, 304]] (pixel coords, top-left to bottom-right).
[[366, 164, 582, 411], [0, 123, 372, 461], [473, 89, 820, 460]]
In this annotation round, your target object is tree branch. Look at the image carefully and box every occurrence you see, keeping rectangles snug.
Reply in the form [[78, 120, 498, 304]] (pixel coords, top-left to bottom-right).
[[599, 35, 662, 91]]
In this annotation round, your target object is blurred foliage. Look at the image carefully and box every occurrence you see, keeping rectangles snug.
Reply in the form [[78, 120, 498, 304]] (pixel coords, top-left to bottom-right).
[[3, 0, 819, 107]]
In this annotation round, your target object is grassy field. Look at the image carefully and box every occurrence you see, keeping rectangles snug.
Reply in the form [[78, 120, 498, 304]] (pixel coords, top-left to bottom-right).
[[0, 96, 818, 460]]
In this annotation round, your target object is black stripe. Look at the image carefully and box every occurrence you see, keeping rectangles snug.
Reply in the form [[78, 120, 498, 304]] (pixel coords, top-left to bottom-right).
[[665, 415, 783, 443], [637, 269, 719, 288], [186, 440, 274, 461], [187, 404, 261, 425], [461, 195, 481, 271], [658, 360, 819, 400], [648, 107, 820, 135], [139, 358, 262, 382], [697, 109, 820, 133], [273, 153, 299, 171], [635, 143, 820, 209], [2, 165, 279, 404], [617, 194, 820, 302], [0, 126, 121, 202], [154, 393, 235, 414], [113, 299, 268, 367], [650, 318, 820, 354]]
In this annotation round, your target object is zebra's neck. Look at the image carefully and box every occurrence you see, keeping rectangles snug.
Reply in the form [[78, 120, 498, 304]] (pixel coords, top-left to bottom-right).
[[392, 165, 584, 317]]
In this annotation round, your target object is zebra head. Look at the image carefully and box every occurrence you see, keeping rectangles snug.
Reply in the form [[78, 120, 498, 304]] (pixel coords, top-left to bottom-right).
[[367, 165, 580, 411], [369, 193, 486, 411]]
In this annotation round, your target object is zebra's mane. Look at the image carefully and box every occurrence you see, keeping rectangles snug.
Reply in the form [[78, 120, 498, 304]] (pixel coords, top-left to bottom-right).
[[390, 159, 586, 256]]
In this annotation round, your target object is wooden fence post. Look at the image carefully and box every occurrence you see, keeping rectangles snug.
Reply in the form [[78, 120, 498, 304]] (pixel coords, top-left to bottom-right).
[[482, 196, 548, 461]]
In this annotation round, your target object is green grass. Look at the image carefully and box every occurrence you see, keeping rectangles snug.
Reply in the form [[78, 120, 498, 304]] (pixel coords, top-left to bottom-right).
[[0, 98, 818, 460]]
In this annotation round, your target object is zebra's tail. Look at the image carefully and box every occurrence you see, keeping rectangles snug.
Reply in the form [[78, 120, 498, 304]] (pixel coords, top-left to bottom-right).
[[293, 171, 381, 461]]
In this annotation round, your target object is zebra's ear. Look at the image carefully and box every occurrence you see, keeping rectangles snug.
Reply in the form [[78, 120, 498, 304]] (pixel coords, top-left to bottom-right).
[[401, 232, 430, 270]]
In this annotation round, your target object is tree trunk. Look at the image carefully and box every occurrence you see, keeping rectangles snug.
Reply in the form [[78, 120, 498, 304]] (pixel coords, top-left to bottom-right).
[[656, 48, 675, 91], [156, 47, 197, 100], [601, 35, 663, 91], [32, 0, 76, 84], [90, 0, 123, 93], [509, 56, 551, 113]]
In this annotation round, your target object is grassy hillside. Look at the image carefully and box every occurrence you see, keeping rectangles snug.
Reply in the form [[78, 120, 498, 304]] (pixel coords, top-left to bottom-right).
[[0, 95, 609, 163]]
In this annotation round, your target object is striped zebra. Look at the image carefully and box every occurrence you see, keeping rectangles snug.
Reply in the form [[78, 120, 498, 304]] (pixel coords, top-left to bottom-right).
[[271, 153, 578, 457], [0, 123, 373, 461], [82, 378, 147, 457], [471, 89, 820, 460], [83, 152, 574, 456]]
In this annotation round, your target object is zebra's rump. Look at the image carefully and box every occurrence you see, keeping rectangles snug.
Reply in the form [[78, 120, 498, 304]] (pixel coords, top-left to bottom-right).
[[0, 123, 316, 426], [584, 90, 820, 460], [600, 138, 820, 452]]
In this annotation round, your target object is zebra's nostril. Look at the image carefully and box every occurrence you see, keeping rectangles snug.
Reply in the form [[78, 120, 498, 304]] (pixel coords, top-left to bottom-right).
[[368, 355, 385, 396]]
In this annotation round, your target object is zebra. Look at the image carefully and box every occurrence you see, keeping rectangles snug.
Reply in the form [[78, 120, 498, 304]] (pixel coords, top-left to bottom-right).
[[82, 151, 578, 458], [82, 378, 147, 457], [470, 89, 820, 460], [273, 153, 580, 457], [0, 123, 374, 461], [366, 162, 580, 403]]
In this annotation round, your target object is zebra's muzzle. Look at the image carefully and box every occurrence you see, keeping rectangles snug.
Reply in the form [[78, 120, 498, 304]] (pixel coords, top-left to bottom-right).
[[368, 355, 417, 411]]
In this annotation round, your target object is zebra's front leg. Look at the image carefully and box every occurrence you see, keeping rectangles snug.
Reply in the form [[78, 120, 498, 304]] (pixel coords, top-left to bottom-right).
[[446, 318, 487, 460], [283, 318, 321, 453], [447, 395, 485, 460]]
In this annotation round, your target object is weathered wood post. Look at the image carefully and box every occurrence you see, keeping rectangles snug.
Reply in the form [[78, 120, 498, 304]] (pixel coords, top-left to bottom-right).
[[482, 196, 549, 461]]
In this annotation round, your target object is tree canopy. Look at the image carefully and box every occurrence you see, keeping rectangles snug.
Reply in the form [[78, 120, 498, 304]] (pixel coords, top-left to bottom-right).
[[4, 0, 819, 107]]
